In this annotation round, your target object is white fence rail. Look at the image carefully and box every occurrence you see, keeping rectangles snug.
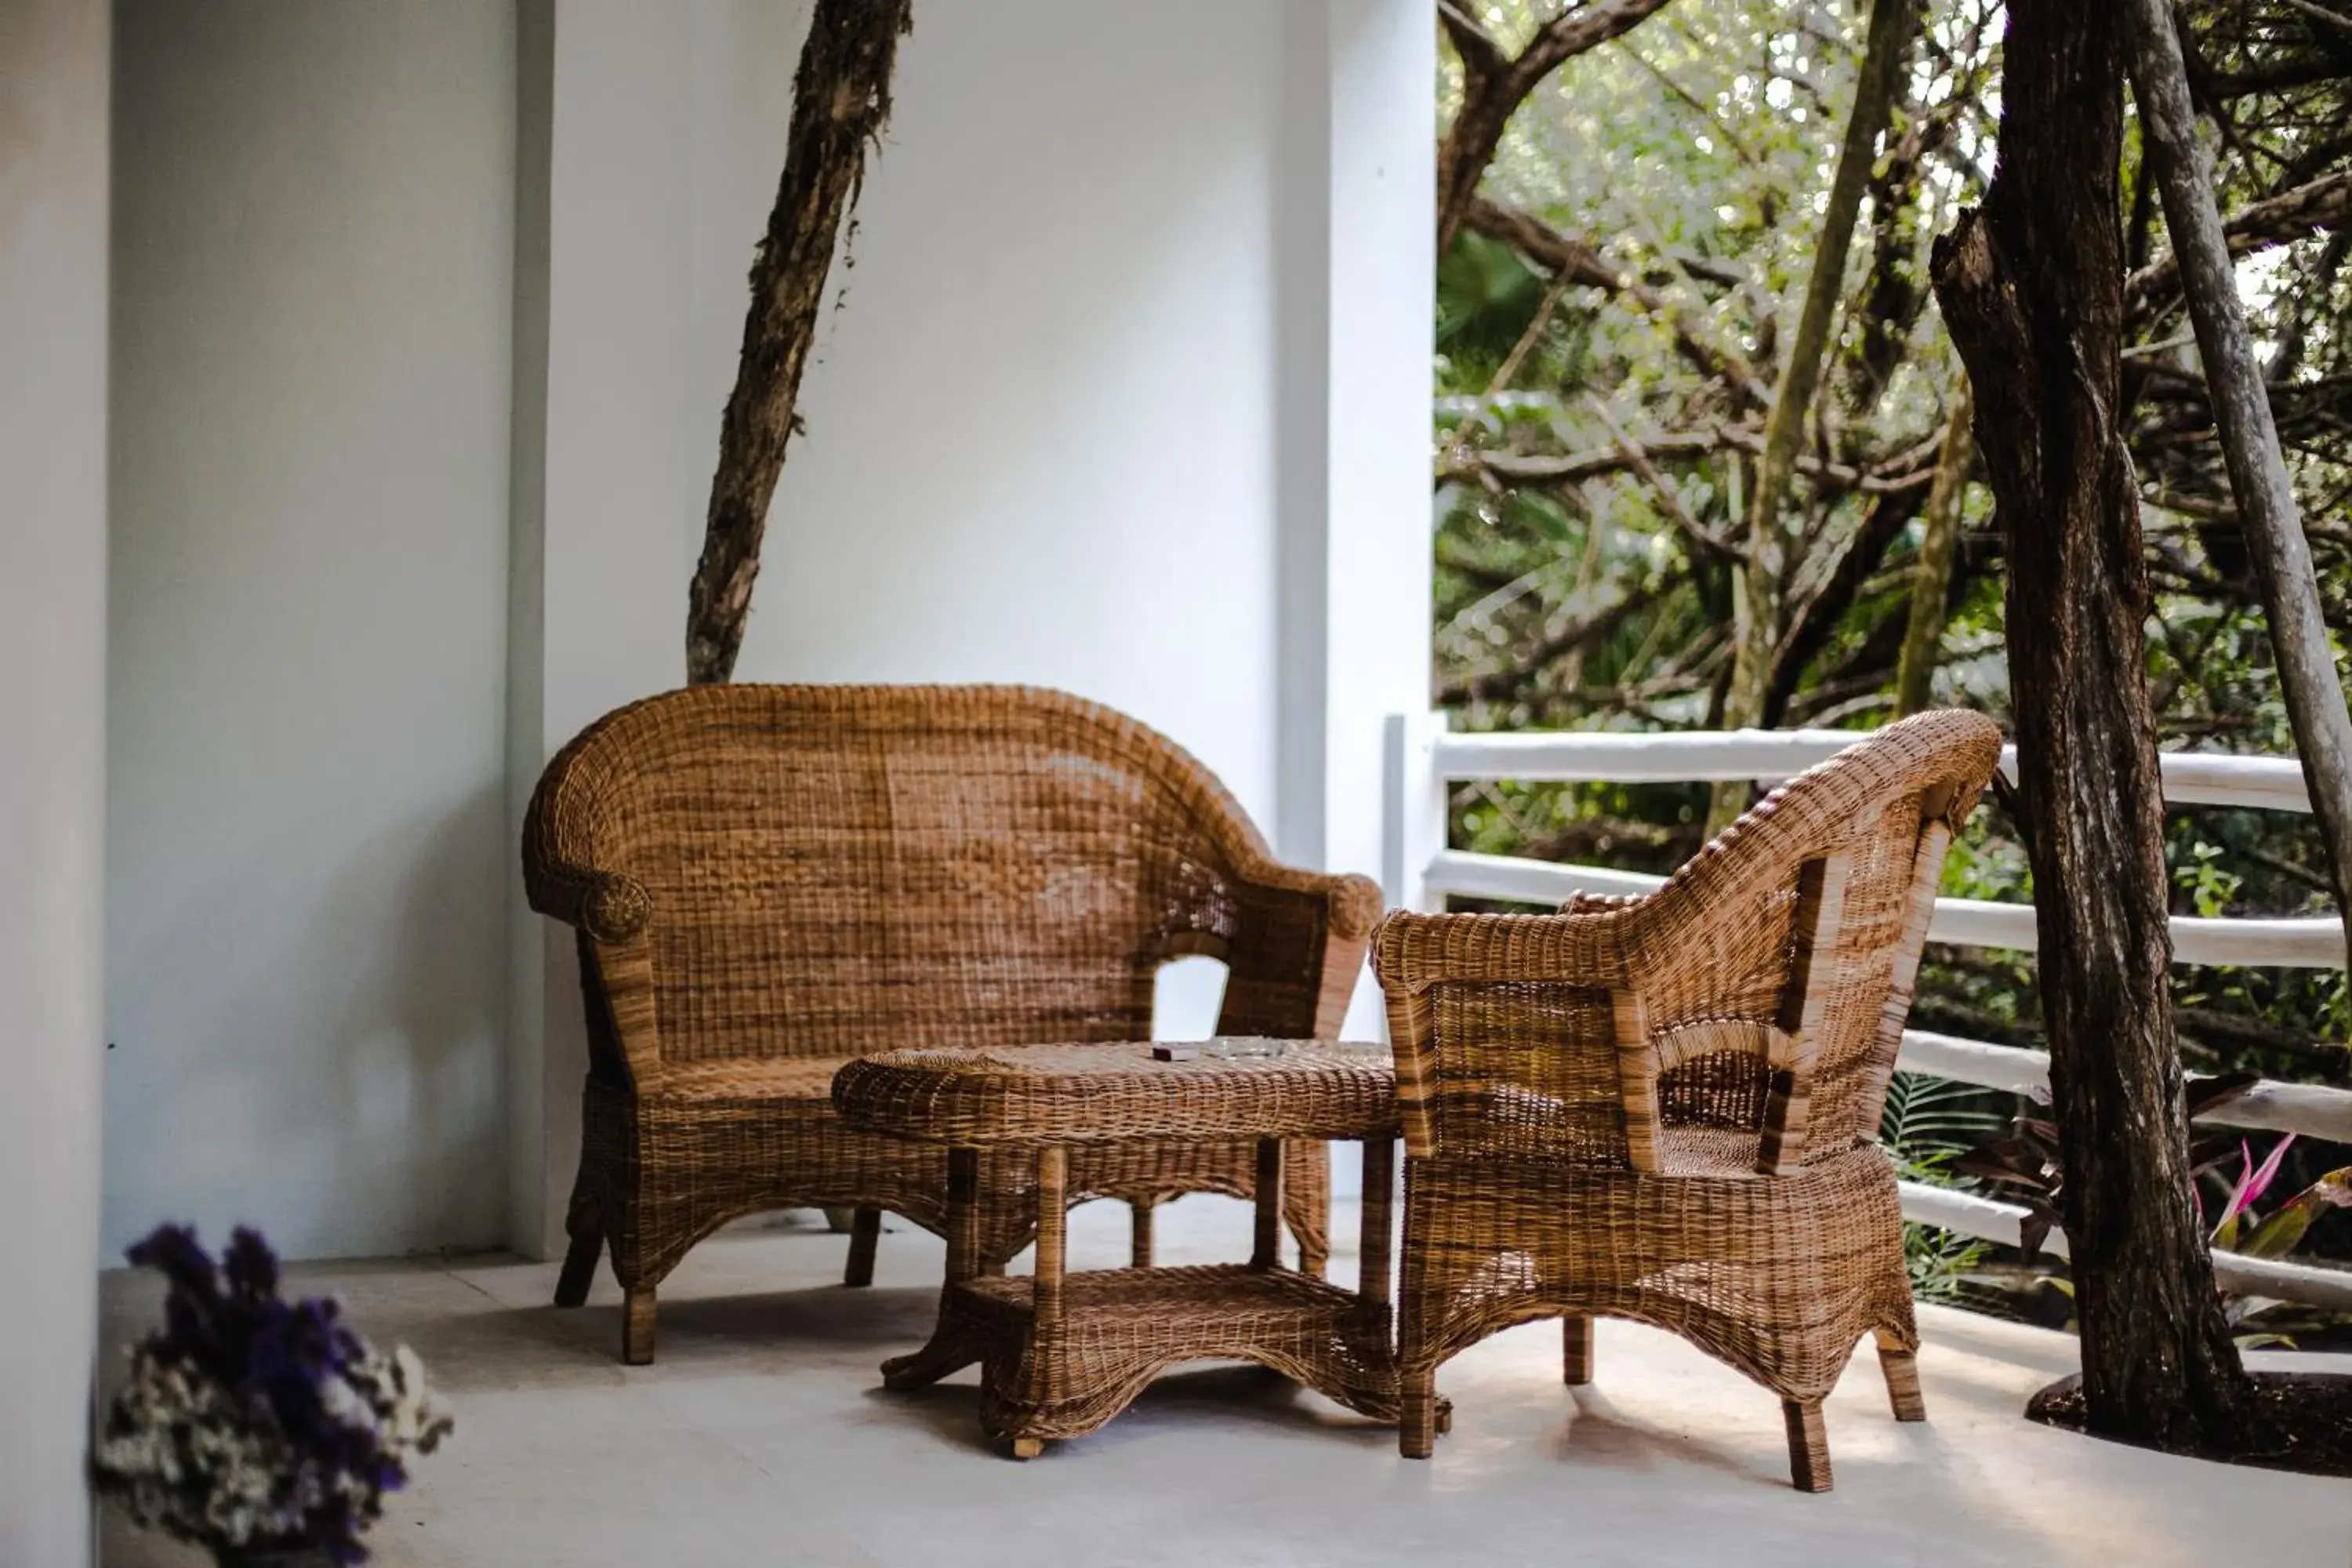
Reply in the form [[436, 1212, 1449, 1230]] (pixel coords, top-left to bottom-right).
[[1384, 713, 2352, 1311]]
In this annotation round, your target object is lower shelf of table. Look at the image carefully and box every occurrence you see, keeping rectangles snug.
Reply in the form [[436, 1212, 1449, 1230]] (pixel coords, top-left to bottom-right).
[[881, 1262, 1405, 1447], [957, 1260, 1368, 1326]]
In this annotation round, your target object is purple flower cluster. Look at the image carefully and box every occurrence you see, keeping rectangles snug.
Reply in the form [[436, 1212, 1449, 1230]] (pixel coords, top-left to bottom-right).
[[94, 1224, 452, 1564]]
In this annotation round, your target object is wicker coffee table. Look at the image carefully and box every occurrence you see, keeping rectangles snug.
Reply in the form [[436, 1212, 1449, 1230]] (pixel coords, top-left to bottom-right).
[[832, 1038, 1411, 1457]]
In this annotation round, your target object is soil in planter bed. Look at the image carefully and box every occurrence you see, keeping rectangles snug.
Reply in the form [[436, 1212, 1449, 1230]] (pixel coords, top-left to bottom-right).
[[2027, 1373, 2352, 1478]]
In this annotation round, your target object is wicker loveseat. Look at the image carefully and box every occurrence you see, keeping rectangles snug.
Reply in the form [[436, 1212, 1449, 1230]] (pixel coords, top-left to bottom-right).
[[1370, 710, 2002, 1490], [524, 683, 1377, 1364]]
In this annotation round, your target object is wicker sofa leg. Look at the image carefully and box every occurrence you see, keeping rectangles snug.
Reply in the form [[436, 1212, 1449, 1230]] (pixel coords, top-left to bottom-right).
[[1782, 1399, 1832, 1492], [1875, 1332, 1927, 1422], [1399, 1368, 1440, 1459], [1562, 1315, 1594, 1385], [554, 1221, 603, 1309], [622, 1287, 657, 1367], [844, 1206, 882, 1287]]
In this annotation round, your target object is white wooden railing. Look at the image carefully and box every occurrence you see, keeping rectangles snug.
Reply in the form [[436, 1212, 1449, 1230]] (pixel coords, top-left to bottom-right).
[[1382, 715, 2352, 1311]]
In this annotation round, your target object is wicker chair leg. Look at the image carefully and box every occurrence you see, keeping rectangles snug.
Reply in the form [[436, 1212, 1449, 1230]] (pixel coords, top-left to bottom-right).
[[1400, 1369, 1440, 1459], [822, 1206, 856, 1233], [621, 1286, 657, 1367], [1131, 1200, 1154, 1268], [1783, 1399, 1832, 1493], [1876, 1336, 1927, 1422], [844, 1206, 882, 1287], [1562, 1314, 1594, 1385], [553, 1221, 603, 1309], [1007, 1437, 1045, 1461]]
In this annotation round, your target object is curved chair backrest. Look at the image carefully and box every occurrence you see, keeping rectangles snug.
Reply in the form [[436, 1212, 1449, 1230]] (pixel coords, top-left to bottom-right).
[[1632, 709, 2004, 1161], [1374, 709, 2003, 1167], [525, 684, 1280, 1073]]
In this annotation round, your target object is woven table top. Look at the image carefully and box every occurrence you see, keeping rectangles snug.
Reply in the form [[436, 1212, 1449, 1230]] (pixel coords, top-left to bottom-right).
[[831, 1039, 1399, 1146]]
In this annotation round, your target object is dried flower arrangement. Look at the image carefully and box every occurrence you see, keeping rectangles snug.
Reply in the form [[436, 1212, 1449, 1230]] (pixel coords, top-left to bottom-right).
[[92, 1225, 454, 1566]]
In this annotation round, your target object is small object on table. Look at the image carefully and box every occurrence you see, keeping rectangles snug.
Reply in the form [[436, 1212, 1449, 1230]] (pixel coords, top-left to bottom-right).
[[1203, 1036, 1287, 1059], [832, 1038, 1418, 1458]]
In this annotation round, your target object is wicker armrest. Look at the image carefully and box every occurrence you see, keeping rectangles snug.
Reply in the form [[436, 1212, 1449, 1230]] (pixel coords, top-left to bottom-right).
[[521, 739, 653, 942], [1371, 905, 1644, 993], [1210, 859, 1382, 1040], [1233, 855, 1382, 944], [1371, 907, 1646, 1160], [524, 858, 652, 943]]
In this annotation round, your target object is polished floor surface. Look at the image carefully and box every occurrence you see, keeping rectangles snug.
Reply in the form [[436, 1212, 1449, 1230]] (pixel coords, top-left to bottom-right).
[[100, 1196, 2350, 1567]]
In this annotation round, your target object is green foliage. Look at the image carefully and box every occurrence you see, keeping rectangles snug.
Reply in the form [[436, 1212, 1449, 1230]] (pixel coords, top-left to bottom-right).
[[1433, 0, 2352, 1303], [1878, 1070, 2003, 1303], [1438, 230, 1552, 365]]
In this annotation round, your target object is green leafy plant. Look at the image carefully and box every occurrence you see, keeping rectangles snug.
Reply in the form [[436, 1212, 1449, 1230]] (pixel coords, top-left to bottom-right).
[[1878, 1070, 2003, 1302], [1955, 1072, 2258, 1259], [2203, 1134, 2352, 1346], [1955, 1073, 2352, 1344]]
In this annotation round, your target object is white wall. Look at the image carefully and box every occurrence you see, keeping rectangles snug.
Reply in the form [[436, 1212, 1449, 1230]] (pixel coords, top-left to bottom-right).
[[503, 0, 1432, 1251], [106, 2, 517, 1260], [0, 0, 109, 1559], [735, 0, 1290, 820], [93, 0, 1428, 1262]]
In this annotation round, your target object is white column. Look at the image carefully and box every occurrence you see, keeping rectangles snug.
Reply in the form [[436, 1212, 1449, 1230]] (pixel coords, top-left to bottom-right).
[[0, 1, 109, 1560], [1276, 0, 1436, 1036], [1326, 0, 1436, 1035], [506, 0, 747, 1256]]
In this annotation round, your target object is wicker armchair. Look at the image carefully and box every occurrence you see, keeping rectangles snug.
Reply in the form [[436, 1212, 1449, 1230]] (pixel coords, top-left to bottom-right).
[[1370, 710, 2002, 1490], [524, 684, 1377, 1364]]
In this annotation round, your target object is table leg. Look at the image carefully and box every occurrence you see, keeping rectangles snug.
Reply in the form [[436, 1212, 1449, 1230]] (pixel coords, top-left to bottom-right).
[[880, 1147, 984, 1392], [1011, 1145, 1069, 1461], [1034, 1145, 1067, 1328], [1130, 1199, 1155, 1268], [1251, 1136, 1283, 1270], [946, 1147, 979, 1283]]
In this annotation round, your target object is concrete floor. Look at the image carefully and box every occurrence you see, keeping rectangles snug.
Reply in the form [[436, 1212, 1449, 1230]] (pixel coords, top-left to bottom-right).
[[100, 1196, 2352, 1568]]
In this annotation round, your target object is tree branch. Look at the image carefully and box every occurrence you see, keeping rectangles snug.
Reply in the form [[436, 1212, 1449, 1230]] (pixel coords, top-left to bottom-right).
[[1582, 395, 1747, 564], [1762, 481, 1928, 727], [2126, 167, 2352, 312], [1437, 0, 1680, 254], [1460, 195, 1772, 405], [686, 0, 912, 684], [1441, 422, 1936, 493], [1436, 580, 1663, 706]]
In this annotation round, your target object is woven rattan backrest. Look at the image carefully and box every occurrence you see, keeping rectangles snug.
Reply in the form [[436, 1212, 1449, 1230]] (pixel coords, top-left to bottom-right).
[[1375, 710, 2002, 1165], [535, 684, 1278, 1067]]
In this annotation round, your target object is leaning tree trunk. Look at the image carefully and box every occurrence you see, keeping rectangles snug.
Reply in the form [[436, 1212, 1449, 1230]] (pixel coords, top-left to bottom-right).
[[1711, 0, 1918, 829], [684, 0, 913, 686], [2120, 0, 2352, 967], [1930, 0, 2252, 1450], [1893, 378, 1971, 717]]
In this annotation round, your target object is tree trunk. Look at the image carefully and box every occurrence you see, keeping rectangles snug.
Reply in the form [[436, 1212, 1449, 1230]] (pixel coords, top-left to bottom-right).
[[1711, 0, 1918, 829], [1929, 0, 2252, 1450], [2120, 0, 2352, 967], [1893, 379, 1971, 717], [684, 0, 912, 686]]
